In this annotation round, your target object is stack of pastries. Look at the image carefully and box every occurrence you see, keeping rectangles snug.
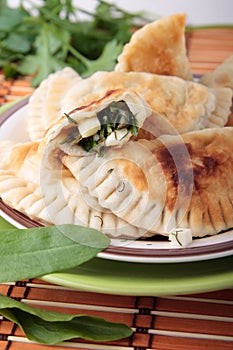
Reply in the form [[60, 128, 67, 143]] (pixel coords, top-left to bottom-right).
[[1, 13, 233, 243]]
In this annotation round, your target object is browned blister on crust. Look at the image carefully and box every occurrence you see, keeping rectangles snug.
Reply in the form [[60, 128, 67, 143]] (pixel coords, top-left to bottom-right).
[[180, 128, 233, 235]]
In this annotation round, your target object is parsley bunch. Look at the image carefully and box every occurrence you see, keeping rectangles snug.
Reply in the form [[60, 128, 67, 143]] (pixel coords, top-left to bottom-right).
[[0, 0, 147, 86]]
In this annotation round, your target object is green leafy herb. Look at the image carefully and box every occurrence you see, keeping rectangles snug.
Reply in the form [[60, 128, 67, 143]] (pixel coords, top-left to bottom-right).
[[0, 224, 110, 283], [0, 0, 148, 86], [17, 25, 70, 86], [81, 100, 138, 153], [0, 294, 132, 344]]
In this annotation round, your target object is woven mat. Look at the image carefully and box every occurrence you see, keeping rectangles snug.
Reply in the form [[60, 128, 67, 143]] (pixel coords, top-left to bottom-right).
[[0, 282, 232, 350], [0, 28, 233, 350]]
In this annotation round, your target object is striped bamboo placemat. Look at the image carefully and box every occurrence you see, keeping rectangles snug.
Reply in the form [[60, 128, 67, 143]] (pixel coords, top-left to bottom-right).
[[0, 78, 33, 107], [188, 28, 233, 74], [0, 281, 233, 350], [0, 28, 233, 350]]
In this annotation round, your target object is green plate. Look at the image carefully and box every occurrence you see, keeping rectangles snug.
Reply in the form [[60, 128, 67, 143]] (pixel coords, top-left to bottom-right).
[[42, 255, 233, 296], [1, 216, 233, 296]]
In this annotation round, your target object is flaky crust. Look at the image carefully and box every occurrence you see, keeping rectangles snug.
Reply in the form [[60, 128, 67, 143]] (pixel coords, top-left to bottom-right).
[[115, 13, 193, 80]]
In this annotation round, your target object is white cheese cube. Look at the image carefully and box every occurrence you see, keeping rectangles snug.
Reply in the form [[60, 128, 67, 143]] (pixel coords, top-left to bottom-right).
[[78, 116, 100, 138], [105, 128, 129, 147], [169, 228, 192, 248]]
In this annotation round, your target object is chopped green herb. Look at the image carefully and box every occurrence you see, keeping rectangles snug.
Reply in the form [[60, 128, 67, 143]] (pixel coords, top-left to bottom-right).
[[64, 112, 78, 125], [97, 145, 105, 157], [117, 181, 125, 192], [170, 230, 183, 247], [94, 215, 104, 226], [79, 137, 98, 152], [61, 100, 139, 155]]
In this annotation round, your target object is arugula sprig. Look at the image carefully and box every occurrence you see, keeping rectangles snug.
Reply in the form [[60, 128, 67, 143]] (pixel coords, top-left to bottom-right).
[[0, 0, 147, 86]]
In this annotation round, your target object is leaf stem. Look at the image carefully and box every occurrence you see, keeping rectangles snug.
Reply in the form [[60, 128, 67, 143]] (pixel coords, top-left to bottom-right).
[[68, 45, 90, 66]]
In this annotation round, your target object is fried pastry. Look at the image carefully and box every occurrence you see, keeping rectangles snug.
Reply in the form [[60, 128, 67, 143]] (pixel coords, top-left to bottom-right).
[[62, 71, 232, 135], [26, 67, 81, 142], [115, 13, 192, 80], [63, 127, 233, 237]]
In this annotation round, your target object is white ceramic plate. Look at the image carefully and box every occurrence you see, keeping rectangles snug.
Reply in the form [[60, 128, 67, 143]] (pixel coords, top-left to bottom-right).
[[1, 99, 233, 263]]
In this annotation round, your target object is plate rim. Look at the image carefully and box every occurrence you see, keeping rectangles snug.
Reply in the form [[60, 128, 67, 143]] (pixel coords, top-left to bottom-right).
[[1, 98, 233, 263]]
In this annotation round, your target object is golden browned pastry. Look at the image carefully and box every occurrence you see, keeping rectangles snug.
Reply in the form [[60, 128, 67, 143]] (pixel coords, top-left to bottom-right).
[[25, 67, 233, 143], [62, 71, 232, 135], [115, 13, 193, 80], [63, 127, 233, 237], [0, 88, 153, 238]]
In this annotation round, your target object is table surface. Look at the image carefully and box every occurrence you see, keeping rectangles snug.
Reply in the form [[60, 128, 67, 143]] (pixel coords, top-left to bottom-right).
[[0, 28, 233, 350]]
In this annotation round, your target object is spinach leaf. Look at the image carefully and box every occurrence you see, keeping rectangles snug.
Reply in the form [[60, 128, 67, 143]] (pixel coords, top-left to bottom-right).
[[0, 224, 132, 344], [0, 225, 133, 344], [0, 294, 132, 344], [0, 224, 110, 283]]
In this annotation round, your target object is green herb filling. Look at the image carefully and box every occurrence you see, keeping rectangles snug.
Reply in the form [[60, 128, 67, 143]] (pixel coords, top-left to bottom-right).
[[61, 101, 139, 154]]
